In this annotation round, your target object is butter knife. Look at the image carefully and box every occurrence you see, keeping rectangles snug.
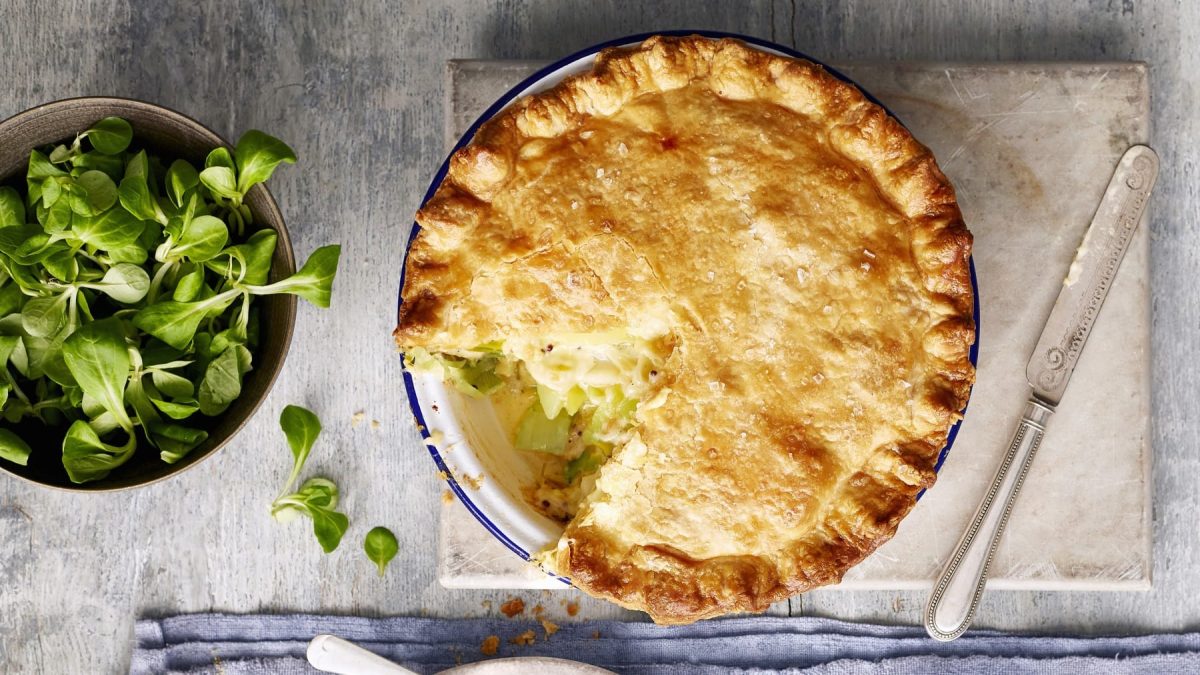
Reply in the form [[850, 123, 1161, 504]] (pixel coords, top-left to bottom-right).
[[924, 144, 1159, 642]]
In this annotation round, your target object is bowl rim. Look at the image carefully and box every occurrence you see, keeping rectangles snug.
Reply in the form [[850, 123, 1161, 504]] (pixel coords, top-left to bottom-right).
[[0, 95, 298, 492], [398, 31, 981, 567]]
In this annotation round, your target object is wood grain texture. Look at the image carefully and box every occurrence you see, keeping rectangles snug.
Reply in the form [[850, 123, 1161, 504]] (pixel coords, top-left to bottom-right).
[[0, 0, 1195, 671]]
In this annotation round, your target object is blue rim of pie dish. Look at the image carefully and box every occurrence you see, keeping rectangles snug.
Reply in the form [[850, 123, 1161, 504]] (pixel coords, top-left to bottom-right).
[[398, 30, 981, 565]]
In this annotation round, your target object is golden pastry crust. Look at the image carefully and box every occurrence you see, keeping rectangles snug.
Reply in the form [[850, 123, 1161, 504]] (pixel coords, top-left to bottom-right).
[[396, 35, 974, 624]]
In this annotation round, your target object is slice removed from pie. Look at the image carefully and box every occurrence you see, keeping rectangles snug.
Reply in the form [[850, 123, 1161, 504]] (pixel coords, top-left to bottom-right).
[[395, 35, 975, 624]]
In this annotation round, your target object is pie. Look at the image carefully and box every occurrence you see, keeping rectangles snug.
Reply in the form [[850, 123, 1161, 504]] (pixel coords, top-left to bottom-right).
[[394, 35, 975, 624]]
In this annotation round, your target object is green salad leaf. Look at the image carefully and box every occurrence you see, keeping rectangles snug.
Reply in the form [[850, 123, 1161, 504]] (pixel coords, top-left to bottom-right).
[[242, 244, 340, 308], [234, 130, 297, 194], [270, 407, 349, 553], [62, 318, 133, 431], [0, 428, 32, 466], [132, 291, 239, 350], [118, 174, 166, 224], [277, 404, 321, 495], [168, 215, 229, 262], [196, 346, 246, 415], [84, 117, 133, 155], [205, 147, 235, 171], [154, 424, 208, 464], [207, 229, 276, 285], [364, 526, 399, 576], [0, 187, 24, 228], [71, 170, 119, 215], [82, 263, 151, 304], [72, 206, 146, 250], [61, 420, 136, 483], [165, 160, 200, 207]]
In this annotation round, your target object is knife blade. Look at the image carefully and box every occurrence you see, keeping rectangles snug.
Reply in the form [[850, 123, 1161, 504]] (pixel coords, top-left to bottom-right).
[[924, 145, 1159, 641], [1027, 145, 1160, 405]]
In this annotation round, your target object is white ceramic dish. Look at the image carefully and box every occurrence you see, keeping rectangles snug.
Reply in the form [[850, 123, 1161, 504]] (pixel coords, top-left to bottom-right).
[[398, 31, 979, 578]]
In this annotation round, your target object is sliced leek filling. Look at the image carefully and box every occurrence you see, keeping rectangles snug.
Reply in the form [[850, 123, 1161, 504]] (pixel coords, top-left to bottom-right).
[[405, 332, 669, 522]]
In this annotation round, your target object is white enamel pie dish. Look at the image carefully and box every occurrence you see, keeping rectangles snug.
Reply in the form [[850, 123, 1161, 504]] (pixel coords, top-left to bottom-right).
[[397, 31, 979, 580]]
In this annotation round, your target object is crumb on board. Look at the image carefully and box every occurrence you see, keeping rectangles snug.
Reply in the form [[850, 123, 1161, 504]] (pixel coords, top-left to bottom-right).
[[565, 601, 580, 617], [481, 600, 493, 611], [509, 630, 537, 646], [371, 419, 380, 429], [480, 635, 500, 655], [351, 411, 365, 427], [442, 490, 455, 504], [540, 619, 559, 639], [532, 603, 544, 616], [437, 470, 450, 481], [591, 630, 601, 640], [500, 597, 525, 617]]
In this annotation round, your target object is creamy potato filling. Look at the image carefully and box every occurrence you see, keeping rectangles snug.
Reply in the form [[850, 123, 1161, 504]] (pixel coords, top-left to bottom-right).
[[405, 332, 670, 521]]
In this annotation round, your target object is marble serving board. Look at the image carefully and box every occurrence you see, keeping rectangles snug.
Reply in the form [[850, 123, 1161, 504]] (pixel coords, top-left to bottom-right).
[[435, 60, 1152, 591]]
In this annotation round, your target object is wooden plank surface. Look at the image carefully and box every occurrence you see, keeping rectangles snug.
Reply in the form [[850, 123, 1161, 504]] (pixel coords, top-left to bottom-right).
[[0, 1, 1196, 671], [437, 59, 1153, 592]]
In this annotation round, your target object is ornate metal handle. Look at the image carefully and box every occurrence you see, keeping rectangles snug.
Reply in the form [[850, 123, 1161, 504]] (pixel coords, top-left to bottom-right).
[[925, 398, 1054, 641]]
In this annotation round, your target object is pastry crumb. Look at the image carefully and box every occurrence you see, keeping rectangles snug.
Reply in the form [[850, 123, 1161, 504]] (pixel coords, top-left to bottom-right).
[[481, 600, 493, 611], [509, 630, 537, 646], [540, 618, 559, 639], [436, 470, 449, 481], [351, 411, 366, 427], [441, 490, 455, 504], [565, 601, 580, 617], [460, 473, 484, 490], [591, 630, 601, 640], [500, 598, 525, 617], [370, 419, 380, 429], [532, 603, 544, 616], [480, 635, 500, 655]]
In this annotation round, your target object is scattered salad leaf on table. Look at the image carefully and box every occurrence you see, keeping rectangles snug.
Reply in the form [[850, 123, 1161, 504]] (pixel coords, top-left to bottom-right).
[[271, 405, 349, 553], [0, 116, 342, 483], [364, 526, 399, 576], [276, 403, 322, 495]]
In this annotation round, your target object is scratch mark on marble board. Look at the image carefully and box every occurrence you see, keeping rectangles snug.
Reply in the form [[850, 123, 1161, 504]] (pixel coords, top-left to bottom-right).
[[942, 118, 1005, 170], [945, 69, 966, 107]]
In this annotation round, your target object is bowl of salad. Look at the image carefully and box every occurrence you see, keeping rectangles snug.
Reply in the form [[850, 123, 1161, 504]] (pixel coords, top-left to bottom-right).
[[0, 97, 340, 490]]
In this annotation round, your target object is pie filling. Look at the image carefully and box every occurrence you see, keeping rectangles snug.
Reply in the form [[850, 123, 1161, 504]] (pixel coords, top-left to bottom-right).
[[405, 331, 672, 521]]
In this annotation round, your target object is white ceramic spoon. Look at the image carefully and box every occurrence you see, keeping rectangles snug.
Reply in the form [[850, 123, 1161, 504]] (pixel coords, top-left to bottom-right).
[[307, 635, 417, 675]]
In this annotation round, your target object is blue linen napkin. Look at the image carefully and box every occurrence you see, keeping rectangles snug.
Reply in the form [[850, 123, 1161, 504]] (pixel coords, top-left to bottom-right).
[[131, 613, 1200, 674]]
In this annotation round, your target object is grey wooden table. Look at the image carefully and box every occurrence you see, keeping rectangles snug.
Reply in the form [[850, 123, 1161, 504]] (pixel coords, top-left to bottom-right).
[[0, 1, 1197, 672]]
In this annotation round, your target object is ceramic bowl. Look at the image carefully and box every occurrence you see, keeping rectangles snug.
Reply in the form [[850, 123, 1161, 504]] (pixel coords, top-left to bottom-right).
[[400, 32, 979, 573], [0, 96, 297, 491]]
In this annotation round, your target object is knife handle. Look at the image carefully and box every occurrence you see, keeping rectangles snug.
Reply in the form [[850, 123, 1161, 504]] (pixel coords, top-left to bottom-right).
[[924, 397, 1054, 641]]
